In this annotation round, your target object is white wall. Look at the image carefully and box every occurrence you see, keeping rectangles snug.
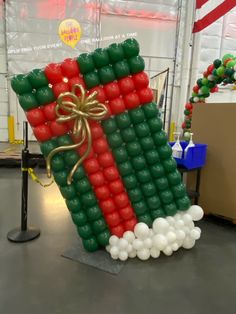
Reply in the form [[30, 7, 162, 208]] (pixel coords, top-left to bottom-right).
[[0, 0, 8, 141]]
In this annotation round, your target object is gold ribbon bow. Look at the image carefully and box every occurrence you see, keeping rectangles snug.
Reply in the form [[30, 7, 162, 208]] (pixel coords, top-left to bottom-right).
[[46, 84, 107, 185]]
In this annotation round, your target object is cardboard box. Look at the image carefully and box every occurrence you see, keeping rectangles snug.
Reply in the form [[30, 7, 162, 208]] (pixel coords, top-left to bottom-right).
[[188, 102, 236, 220]]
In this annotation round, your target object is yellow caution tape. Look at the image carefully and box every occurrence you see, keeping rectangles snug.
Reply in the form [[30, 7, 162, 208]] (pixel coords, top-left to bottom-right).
[[11, 140, 24, 144], [22, 167, 54, 188]]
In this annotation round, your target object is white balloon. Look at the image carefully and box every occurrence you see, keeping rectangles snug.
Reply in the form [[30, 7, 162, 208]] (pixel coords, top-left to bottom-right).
[[133, 239, 143, 250], [110, 246, 119, 257], [118, 238, 128, 250], [166, 231, 177, 243], [190, 228, 201, 240], [106, 245, 111, 252], [109, 235, 119, 246], [163, 246, 173, 256], [153, 218, 169, 234], [166, 216, 175, 225], [127, 244, 133, 253], [182, 214, 192, 225], [119, 251, 128, 261], [171, 243, 179, 251], [174, 213, 181, 220], [183, 237, 195, 249], [153, 234, 168, 250], [128, 250, 137, 258], [111, 254, 119, 260], [150, 247, 160, 258], [169, 226, 175, 232], [176, 230, 186, 241], [134, 222, 150, 239], [175, 219, 184, 229], [149, 229, 154, 237], [183, 226, 190, 235], [187, 221, 195, 229], [143, 238, 153, 249], [137, 248, 150, 260], [188, 205, 204, 221], [123, 231, 135, 243]]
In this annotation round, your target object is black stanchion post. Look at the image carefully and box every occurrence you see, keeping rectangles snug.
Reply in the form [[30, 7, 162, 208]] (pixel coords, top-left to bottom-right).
[[7, 121, 40, 243]]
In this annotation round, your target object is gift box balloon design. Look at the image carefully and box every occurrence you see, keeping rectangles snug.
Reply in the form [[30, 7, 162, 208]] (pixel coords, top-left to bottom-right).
[[11, 39, 203, 260]]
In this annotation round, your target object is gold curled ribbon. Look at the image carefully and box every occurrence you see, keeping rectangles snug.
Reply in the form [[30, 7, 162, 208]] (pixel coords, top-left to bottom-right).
[[22, 168, 54, 187], [46, 84, 107, 185]]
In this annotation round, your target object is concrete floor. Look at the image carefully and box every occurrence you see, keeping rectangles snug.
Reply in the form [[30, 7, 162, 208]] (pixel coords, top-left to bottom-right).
[[0, 168, 236, 314]]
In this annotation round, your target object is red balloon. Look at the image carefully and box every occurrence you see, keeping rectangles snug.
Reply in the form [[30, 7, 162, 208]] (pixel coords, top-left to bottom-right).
[[119, 205, 134, 220], [61, 58, 80, 78], [89, 171, 105, 187], [182, 122, 186, 129], [109, 97, 126, 115], [114, 192, 129, 208], [192, 85, 199, 93], [207, 64, 214, 74], [50, 120, 68, 137], [97, 152, 114, 167], [77, 142, 94, 159], [83, 158, 100, 174], [124, 92, 140, 109], [118, 77, 135, 94], [105, 212, 121, 227], [111, 224, 125, 237], [210, 86, 219, 93], [52, 82, 69, 98], [68, 76, 85, 92], [93, 137, 109, 154], [124, 217, 137, 231], [44, 63, 63, 84], [138, 87, 153, 104], [104, 82, 120, 100], [103, 166, 119, 181], [90, 122, 103, 139], [26, 108, 46, 127], [100, 198, 116, 214], [185, 103, 193, 110], [95, 185, 110, 200], [43, 102, 57, 121], [109, 179, 124, 195], [89, 86, 106, 103], [33, 124, 52, 142], [132, 72, 149, 89], [203, 71, 208, 78]]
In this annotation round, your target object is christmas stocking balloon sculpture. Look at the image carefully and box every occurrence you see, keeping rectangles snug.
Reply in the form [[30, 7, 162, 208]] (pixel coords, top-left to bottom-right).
[[11, 39, 203, 261]]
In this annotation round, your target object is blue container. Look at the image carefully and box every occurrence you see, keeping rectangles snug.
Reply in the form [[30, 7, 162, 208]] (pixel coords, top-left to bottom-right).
[[169, 141, 207, 169]]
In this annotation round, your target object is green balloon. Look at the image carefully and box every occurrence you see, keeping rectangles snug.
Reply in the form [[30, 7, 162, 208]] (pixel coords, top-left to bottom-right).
[[129, 107, 145, 124], [92, 218, 107, 234], [57, 134, 73, 146], [137, 169, 151, 183], [151, 208, 165, 219], [102, 118, 118, 133], [54, 170, 69, 186], [86, 205, 102, 221], [141, 182, 156, 197], [201, 78, 209, 85], [131, 156, 146, 170], [77, 53, 95, 74], [107, 43, 124, 63], [164, 203, 177, 216], [140, 137, 155, 150], [226, 60, 236, 68], [222, 53, 234, 63], [155, 177, 169, 191], [60, 184, 77, 200], [97, 230, 110, 246], [77, 224, 93, 239], [82, 237, 99, 252], [133, 200, 148, 215], [128, 188, 143, 202], [66, 197, 81, 213], [51, 155, 65, 172], [134, 122, 150, 138], [123, 174, 138, 189], [64, 151, 79, 167], [143, 102, 159, 118], [81, 192, 97, 207], [92, 48, 110, 68], [167, 171, 181, 185], [75, 178, 91, 194], [196, 78, 203, 87], [146, 195, 161, 209], [137, 213, 152, 227], [216, 66, 225, 77], [40, 139, 57, 157], [200, 86, 210, 95], [113, 60, 130, 79], [145, 150, 160, 165], [11, 74, 32, 94], [71, 211, 87, 226], [213, 59, 221, 69], [158, 145, 172, 159], [159, 190, 174, 204], [150, 164, 165, 178], [115, 112, 131, 129], [152, 130, 168, 146]]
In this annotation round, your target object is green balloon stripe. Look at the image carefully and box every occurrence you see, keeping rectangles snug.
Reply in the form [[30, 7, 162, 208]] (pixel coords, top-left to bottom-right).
[[40, 135, 110, 251], [140, 103, 190, 212]]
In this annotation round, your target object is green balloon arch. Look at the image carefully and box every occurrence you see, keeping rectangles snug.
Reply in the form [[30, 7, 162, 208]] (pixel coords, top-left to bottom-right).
[[182, 53, 236, 132]]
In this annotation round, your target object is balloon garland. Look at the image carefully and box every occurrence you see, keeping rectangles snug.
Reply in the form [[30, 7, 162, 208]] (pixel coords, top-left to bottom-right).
[[182, 53, 236, 133]]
